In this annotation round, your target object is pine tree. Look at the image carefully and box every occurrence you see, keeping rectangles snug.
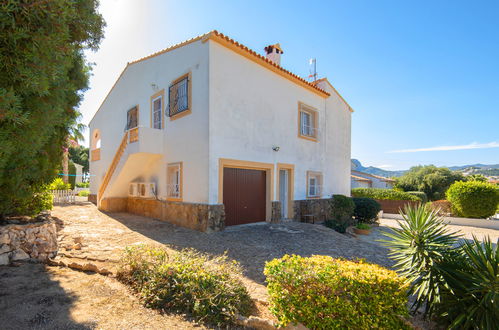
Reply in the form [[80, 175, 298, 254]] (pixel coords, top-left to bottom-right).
[[0, 0, 105, 217]]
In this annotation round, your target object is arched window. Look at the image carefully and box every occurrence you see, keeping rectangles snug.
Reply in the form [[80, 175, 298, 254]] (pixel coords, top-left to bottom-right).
[[91, 129, 101, 161]]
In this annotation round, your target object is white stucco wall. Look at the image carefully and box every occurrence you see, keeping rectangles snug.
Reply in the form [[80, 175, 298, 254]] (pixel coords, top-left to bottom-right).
[[90, 37, 353, 207], [207, 41, 352, 204], [351, 171, 393, 189], [351, 178, 371, 189], [89, 40, 210, 203]]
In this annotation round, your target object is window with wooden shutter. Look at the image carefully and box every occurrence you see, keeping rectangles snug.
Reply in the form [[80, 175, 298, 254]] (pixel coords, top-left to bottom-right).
[[126, 106, 138, 130]]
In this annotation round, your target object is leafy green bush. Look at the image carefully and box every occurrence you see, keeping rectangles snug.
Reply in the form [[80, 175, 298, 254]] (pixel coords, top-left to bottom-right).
[[49, 178, 70, 190], [446, 181, 499, 218], [352, 197, 381, 224], [352, 188, 421, 201], [116, 245, 252, 326], [356, 222, 371, 230], [382, 205, 499, 328], [78, 190, 90, 197], [325, 194, 355, 233], [406, 191, 428, 203], [76, 182, 90, 188], [9, 187, 53, 217], [264, 255, 410, 329]]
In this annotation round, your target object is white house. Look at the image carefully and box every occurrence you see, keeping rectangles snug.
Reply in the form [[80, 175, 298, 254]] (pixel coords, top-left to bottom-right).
[[89, 31, 353, 231], [351, 170, 395, 189]]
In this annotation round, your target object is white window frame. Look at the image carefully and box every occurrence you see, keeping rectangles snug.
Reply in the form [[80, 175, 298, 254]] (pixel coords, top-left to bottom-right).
[[167, 162, 182, 200], [152, 95, 162, 129], [298, 102, 318, 140], [307, 171, 323, 198]]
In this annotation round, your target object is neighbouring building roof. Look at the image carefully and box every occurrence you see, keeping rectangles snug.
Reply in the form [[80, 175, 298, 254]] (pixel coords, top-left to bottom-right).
[[351, 174, 372, 182], [351, 170, 396, 183]]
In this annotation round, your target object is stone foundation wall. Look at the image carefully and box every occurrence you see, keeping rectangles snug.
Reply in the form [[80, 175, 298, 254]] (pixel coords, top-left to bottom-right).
[[293, 198, 331, 222], [0, 217, 58, 265], [88, 194, 97, 205], [271, 201, 282, 222], [99, 197, 225, 232]]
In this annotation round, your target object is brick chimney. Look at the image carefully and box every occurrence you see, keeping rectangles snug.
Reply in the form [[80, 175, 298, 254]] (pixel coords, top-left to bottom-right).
[[264, 43, 283, 66]]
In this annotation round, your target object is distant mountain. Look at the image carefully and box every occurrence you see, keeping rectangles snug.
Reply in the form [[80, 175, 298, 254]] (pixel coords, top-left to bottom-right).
[[351, 159, 499, 178], [351, 159, 406, 178]]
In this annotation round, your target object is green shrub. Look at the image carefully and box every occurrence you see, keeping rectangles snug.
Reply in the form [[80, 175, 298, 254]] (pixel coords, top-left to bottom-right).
[[406, 191, 428, 203], [76, 182, 90, 188], [352, 197, 381, 224], [352, 188, 421, 201], [116, 245, 252, 326], [446, 181, 499, 218], [68, 161, 76, 189], [10, 187, 53, 217], [49, 178, 70, 190], [264, 255, 410, 329], [78, 190, 90, 197], [428, 199, 453, 215], [382, 205, 499, 328], [356, 222, 371, 230], [325, 194, 355, 233]]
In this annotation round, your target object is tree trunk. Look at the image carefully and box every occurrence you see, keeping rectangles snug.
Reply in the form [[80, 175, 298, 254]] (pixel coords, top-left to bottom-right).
[[62, 150, 69, 184]]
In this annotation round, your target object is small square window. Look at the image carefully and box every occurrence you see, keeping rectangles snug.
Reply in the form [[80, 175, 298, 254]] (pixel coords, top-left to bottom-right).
[[307, 171, 323, 198], [298, 103, 318, 140]]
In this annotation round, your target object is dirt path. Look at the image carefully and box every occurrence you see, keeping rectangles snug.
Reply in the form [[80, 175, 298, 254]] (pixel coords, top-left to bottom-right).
[[0, 263, 206, 329]]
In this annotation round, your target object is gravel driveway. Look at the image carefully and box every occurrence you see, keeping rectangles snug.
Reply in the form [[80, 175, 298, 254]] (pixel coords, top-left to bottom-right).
[[50, 203, 392, 301]]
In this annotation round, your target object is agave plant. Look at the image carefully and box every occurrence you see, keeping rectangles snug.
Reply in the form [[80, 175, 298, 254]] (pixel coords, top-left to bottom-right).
[[381, 204, 460, 315], [437, 236, 499, 329]]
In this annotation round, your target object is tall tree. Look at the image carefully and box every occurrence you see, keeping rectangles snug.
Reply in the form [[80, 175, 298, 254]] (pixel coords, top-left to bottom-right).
[[395, 165, 465, 201], [0, 0, 104, 217]]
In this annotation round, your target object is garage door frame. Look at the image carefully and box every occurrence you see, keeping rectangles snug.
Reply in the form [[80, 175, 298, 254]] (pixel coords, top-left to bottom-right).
[[218, 158, 274, 222]]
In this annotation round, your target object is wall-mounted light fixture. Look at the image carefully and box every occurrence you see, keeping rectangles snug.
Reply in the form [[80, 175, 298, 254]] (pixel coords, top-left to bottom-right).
[[272, 146, 280, 152], [151, 83, 158, 91]]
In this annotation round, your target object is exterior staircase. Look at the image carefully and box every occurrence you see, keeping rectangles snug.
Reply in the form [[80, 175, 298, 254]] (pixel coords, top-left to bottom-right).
[[98, 131, 129, 206]]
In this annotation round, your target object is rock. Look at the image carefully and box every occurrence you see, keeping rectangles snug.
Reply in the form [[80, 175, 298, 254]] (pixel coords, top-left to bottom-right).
[[0, 253, 10, 265], [0, 244, 11, 254], [0, 234, 9, 245], [11, 249, 30, 261]]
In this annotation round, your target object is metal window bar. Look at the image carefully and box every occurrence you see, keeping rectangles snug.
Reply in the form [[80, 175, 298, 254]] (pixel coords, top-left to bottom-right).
[[301, 124, 318, 137], [169, 77, 189, 117]]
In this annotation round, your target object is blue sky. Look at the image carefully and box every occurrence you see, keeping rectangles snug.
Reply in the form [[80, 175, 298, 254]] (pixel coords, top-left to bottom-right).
[[80, 0, 499, 170]]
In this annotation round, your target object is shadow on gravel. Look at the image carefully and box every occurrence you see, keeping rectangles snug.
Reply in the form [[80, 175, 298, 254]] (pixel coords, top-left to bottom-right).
[[107, 212, 393, 284], [0, 263, 95, 330]]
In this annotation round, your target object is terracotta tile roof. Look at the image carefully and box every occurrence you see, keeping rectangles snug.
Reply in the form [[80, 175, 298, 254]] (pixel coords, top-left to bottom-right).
[[351, 174, 372, 182], [351, 170, 396, 182], [130, 30, 329, 97], [91, 30, 331, 125]]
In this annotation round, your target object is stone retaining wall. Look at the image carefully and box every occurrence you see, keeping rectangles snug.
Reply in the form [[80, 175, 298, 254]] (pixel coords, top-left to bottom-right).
[[0, 217, 58, 265], [375, 199, 420, 214], [293, 198, 331, 222], [271, 201, 282, 222], [99, 197, 225, 232]]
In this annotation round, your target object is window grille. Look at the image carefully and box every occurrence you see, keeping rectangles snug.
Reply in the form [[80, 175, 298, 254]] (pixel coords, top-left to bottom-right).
[[169, 76, 189, 117]]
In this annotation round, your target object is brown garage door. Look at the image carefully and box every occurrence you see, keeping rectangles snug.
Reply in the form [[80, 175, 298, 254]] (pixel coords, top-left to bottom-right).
[[223, 167, 266, 226]]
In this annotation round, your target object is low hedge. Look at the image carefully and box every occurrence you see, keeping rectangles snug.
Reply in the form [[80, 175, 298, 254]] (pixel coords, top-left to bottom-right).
[[352, 188, 421, 201], [265, 255, 410, 329], [78, 190, 90, 197], [406, 191, 428, 203], [117, 245, 252, 326], [446, 181, 499, 218], [325, 194, 355, 233], [352, 197, 381, 224]]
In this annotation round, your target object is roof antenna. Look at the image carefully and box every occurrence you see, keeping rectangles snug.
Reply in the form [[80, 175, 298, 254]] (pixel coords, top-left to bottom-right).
[[308, 58, 317, 82]]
